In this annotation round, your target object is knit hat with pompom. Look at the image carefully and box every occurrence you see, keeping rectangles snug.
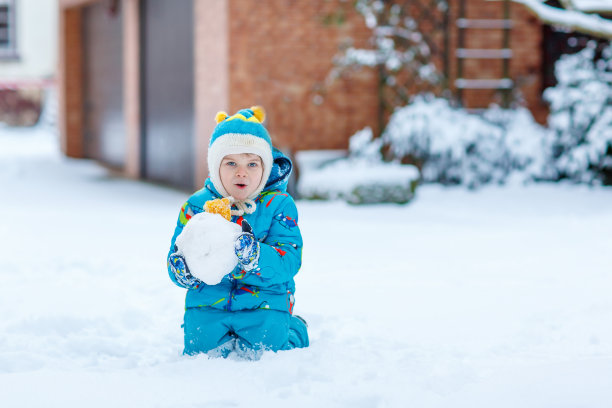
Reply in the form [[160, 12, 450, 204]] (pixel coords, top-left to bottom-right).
[[207, 106, 273, 207]]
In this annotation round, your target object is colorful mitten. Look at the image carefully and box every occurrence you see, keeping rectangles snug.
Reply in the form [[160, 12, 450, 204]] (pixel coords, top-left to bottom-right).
[[204, 198, 232, 221], [234, 220, 260, 271], [168, 252, 202, 288]]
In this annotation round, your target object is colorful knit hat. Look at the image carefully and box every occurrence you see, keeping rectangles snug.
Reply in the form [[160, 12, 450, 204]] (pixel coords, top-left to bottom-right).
[[207, 106, 273, 204]]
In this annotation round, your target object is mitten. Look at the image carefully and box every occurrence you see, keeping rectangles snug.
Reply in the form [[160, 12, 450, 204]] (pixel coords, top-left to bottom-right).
[[234, 220, 260, 271], [168, 252, 203, 288]]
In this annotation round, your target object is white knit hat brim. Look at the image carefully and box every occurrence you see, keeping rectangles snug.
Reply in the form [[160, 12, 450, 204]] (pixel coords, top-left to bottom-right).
[[208, 133, 273, 200]]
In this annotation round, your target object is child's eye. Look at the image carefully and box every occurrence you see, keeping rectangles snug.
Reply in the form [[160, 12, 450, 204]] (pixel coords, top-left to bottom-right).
[[248, 162, 259, 168], [225, 161, 236, 166]]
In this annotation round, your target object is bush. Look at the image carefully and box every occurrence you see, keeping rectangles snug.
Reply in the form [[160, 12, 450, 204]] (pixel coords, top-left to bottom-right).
[[297, 128, 419, 204], [302, 41, 611, 196], [542, 42, 612, 185], [0, 88, 43, 126], [381, 95, 547, 188]]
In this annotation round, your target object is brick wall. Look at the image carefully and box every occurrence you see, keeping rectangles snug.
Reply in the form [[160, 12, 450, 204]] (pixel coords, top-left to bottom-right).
[[225, 0, 548, 157], [447, 0, 547, 123], [510, 3, 548, 123], [227, 0, 380, 152]]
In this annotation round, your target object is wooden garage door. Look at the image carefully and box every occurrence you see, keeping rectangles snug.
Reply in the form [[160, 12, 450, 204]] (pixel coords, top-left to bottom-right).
[[82, 2, 125, 168], [140, 0, 194, 189]]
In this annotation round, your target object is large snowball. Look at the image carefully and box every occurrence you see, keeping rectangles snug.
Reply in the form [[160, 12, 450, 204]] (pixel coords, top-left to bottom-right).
[[175, 212, 242, 285]]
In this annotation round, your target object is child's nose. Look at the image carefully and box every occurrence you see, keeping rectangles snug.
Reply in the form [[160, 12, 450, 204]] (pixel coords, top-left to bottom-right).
[[235, 165, 248, 176]]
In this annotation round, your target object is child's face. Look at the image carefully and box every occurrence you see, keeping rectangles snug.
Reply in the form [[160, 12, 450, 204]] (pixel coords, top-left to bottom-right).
[[220, 153, 264, 201]]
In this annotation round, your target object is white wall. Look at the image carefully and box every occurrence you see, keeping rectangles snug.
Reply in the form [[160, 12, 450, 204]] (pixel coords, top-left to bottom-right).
[[0, 0, 58, 81]]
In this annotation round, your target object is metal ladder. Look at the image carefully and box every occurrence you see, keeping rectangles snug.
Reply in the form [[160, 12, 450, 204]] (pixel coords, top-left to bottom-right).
[[456, 0, 513, 108]]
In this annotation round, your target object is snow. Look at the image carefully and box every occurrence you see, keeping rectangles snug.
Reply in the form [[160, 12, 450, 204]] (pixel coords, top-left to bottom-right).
[[297, 128, 419, 203], [2, 124, 612, 407], [573, 0, 612, 13], [175, 212, 241, 285], [380, 97, 550, 187], [542, 43, 612, 183], [513, 0, 612, 38], [297, 156, 418, 202]]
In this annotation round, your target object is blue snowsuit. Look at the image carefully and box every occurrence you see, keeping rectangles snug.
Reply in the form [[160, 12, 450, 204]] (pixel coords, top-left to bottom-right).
[[167, 149, 309, 356]]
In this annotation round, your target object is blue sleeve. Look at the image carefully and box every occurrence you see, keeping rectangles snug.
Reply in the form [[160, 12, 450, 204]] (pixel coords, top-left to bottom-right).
[[167, 201, 203, 289], [234, 196, 303, 287]]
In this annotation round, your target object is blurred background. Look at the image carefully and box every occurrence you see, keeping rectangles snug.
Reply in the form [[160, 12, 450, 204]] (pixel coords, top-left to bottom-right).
[[2, 0, 609, 199], [0, 0, 56, 127]]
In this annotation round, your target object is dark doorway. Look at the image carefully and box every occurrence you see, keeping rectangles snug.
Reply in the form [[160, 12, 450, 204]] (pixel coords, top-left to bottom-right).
[[83, 2, 125, 169], [140, 0, 195, 189]]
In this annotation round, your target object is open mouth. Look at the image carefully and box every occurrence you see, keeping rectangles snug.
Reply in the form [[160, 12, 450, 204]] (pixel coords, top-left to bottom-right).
[[235, 183, 247, 189]]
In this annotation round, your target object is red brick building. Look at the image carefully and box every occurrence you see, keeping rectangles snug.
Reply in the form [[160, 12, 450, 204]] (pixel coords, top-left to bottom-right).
[[58, 0, 578, 190]]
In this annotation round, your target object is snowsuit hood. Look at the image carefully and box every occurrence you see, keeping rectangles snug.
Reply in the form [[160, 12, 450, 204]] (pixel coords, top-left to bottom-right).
[[204, 147, 293, 198]]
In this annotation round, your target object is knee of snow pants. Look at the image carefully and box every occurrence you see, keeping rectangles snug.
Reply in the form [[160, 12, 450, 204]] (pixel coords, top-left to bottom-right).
[[183, 308, 235, 357], [183, 307, 309, 357]]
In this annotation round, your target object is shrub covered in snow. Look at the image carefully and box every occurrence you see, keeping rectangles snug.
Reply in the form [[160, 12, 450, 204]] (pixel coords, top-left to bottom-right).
[[541, 42, 612, 185], [382, 95, 548, 188], [297, 128, 419, 204], [301, 41, 611, 197], [378, 42, 612, 187]]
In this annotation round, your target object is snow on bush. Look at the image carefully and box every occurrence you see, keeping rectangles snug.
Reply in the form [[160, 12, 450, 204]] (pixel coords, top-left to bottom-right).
[[301, 42, 611, 197], [382, 95, 548, 188], [330, 0, 444, 100], [542, 42, 612, 184], [297, 128, 419, 204]]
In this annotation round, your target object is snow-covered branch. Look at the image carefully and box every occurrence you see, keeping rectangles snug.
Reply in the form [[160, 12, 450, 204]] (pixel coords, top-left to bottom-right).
[[327, 0, 445, 105], [511, 0, 612, 39], [570, 0, 612, 14]]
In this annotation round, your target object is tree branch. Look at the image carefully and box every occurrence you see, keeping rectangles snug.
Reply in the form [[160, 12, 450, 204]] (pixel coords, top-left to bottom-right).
[[511, 0, 612, 39]]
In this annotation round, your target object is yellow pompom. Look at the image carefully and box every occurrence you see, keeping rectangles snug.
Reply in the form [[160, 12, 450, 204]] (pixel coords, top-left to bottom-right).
[[204, 198, 232, 221], [251, 106, 265, 123], [215, 111, 228, 124]]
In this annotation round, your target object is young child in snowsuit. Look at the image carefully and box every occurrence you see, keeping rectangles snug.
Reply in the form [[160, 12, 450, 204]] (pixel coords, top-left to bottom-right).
[[167, 106, 309, 357]]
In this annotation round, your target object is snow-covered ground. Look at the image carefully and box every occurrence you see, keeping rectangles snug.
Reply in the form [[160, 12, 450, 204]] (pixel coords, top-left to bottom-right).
[[1, 125, 611, 407]]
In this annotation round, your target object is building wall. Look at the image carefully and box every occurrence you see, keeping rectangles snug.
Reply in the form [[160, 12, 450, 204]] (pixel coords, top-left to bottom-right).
[[82, 2, 125, 168], [193, 0, 228, 186], [0, 0, 58, 80], [58, 5, 83, 157], [224, 0, 548, 156], [140, 0, 195, 189], [58, 0, 554, 190], [226, 0, 380, 152], [510, 2, 547, 123], [123, 0, 140, 179], [447, 0, 547, 122]]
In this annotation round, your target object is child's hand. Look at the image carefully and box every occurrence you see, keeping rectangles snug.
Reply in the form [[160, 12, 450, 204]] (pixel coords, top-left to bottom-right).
[[169, 252, 203, 288], [234, 220, 260, 271]]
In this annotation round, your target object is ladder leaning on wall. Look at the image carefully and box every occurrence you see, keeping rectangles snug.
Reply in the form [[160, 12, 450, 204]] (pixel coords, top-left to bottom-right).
[[455, 0, 513, 108]]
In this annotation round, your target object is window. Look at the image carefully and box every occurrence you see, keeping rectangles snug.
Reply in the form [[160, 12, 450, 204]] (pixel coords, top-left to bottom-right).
[[0, 0, 17, 60]]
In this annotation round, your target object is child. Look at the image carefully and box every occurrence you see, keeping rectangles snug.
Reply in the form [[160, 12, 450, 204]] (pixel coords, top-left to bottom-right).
[[167, 106, 309, 358]]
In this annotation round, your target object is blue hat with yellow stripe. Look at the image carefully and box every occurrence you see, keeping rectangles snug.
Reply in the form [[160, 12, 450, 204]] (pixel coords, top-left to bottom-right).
[[208, 106, 273, 200]]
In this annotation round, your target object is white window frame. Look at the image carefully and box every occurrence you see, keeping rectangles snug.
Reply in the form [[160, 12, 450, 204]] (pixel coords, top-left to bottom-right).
[[0, 0, 18, 60]]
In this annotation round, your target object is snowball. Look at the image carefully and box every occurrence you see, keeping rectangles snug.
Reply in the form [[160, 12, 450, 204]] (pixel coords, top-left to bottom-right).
[[175, 212, 242, 285]]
